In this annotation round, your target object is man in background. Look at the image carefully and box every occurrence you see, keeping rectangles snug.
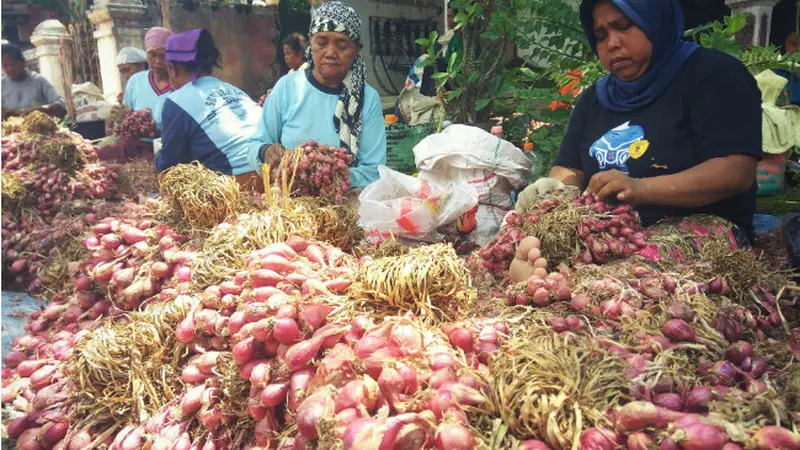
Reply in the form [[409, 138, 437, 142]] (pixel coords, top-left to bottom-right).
[[2, 43, 66, 118]]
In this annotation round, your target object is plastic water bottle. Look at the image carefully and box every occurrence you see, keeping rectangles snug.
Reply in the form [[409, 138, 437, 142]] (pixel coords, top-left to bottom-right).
[[522, 142, 541, 183]]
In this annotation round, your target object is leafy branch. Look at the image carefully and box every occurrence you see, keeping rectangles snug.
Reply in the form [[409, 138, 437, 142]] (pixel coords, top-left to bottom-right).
[[416, 0, 589, 124]]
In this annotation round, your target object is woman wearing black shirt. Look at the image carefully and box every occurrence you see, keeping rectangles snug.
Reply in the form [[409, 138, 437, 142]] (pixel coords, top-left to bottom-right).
[[516, 0, 761, 240]]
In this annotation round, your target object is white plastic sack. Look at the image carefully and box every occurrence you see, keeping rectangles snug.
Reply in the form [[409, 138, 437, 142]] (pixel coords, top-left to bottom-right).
[[72, 82, 113, 123], [358, 165, 479, 241], [414, 124, 532, 208]]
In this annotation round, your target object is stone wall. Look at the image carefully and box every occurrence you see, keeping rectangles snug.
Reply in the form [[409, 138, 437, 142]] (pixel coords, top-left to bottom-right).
[[169, 4, 280, 98]]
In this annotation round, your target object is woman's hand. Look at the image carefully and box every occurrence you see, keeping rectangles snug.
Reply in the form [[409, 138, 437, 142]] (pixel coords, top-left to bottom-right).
[[263, 143, 286, 167], [586, 170, 648, 205]]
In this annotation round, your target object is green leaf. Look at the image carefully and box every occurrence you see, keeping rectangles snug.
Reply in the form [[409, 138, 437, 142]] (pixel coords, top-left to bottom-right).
[[432, 72, 450, 80], [702, 33, 742, 57], [725, 13, 747, 35], [519, 67, 538, 79], [476, 98, 491, 111], [448, 52, 458, 73]]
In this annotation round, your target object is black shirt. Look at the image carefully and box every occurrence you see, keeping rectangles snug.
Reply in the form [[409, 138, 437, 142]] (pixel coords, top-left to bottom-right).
[[555, 48, 762, 237]]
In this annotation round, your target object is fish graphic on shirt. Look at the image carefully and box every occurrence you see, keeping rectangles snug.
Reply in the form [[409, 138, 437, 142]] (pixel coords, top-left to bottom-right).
[[589, 121, 648, 173]]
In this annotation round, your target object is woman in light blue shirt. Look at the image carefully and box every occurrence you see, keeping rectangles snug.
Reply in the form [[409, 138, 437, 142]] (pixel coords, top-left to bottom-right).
[[249, 1, 387, 189], [156, 29, 264, 192], [122, 27, 173, 128]]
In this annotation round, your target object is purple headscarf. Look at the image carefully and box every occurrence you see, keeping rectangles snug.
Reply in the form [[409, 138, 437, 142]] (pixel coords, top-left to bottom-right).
[[166, 29, 209, 82]]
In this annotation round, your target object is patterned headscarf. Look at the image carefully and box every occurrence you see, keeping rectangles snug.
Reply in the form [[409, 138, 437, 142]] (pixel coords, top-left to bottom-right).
[[308, 1, 366, 156]]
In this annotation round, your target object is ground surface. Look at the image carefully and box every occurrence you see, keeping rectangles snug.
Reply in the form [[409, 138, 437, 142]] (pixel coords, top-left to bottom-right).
[[2, 291, 45, 358]]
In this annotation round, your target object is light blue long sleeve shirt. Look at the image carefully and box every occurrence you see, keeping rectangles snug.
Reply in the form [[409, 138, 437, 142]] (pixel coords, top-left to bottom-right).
[[122, 70, 171, 128], [248, 69, 387, 188]]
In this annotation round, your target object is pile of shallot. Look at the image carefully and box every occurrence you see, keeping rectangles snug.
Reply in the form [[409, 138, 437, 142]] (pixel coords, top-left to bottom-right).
[[504, 269, 575, 308], [81, 201, 192, 310], [166, 237, 505, 449], [1, 131, 94, 173], [1, 128, 122, 290], [2, 174, 799, 450], [2, 131, 117, 218], [12, 163, 119, 217], [574, 402, 800, 450], [3, 304, 93, 449], [478, 227, 525, 278], [2, 201, 119, 292], [275, 141, 353, 204], [570, 197, 647, 264], [479, 193, 648, 281], [113, 108, 158, 140]]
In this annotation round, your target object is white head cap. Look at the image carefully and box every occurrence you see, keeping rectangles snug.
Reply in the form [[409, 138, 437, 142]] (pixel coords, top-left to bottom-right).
[[116, 47, 147, 65]]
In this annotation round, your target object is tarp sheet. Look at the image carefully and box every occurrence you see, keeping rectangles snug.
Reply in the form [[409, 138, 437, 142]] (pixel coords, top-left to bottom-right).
[[2, 291, 45, 358]]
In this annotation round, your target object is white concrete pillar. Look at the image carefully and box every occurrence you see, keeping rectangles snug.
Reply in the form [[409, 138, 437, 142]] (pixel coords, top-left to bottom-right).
[[89, 8, 122, 98], [725, 0, 781, 47], [88, 0, 153, 99], [30, 20, 70, 98]]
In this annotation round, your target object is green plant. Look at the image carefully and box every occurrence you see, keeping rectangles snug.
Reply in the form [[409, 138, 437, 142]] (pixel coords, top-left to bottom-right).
[[416, 0, 591, 124], [685, 13, 800, 74], [684, 13, 747, 56], [498, 58, 605, 174]]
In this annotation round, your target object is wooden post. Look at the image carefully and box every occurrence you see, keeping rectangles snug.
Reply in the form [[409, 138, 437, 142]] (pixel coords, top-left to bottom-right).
[[160, 0, 170, 28], [59, 36, 77, 120]]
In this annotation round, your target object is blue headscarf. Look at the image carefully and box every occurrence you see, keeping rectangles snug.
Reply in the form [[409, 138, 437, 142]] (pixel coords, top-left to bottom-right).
[[580, 0, 700, 112]]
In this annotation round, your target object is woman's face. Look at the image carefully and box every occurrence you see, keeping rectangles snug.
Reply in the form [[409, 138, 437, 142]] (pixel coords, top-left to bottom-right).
[[592, 0, 652, 82], [118, 62, 147, 83], [311, 31, 360, 84], [147, 47, 168, 74], [284, 45, 305, 71]]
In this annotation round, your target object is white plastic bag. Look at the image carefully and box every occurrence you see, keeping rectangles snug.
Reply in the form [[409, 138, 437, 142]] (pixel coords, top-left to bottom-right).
[[434, 203, 506, 246], [414, 124, 532, 208], [358, 165, 478, 240]]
